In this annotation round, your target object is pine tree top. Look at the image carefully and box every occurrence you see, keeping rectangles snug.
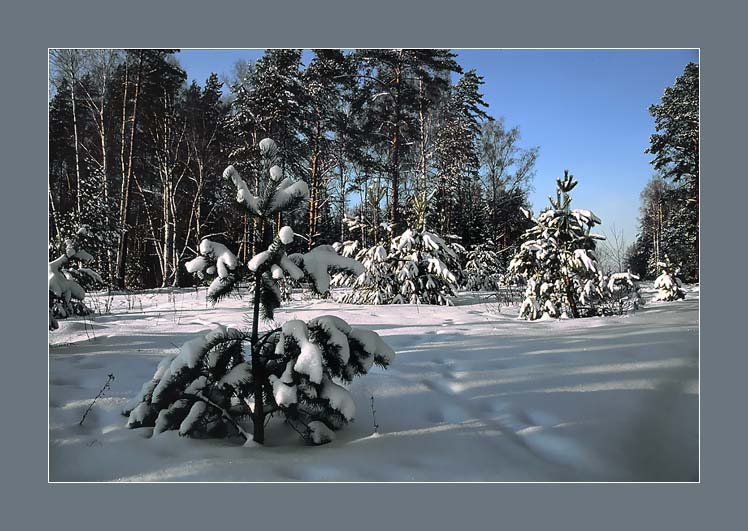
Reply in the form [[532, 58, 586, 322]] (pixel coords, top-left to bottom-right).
[[223, 138, 310, 219]]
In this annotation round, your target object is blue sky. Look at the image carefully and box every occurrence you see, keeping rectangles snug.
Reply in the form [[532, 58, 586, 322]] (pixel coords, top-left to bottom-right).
[[176, 49, 698, 242]]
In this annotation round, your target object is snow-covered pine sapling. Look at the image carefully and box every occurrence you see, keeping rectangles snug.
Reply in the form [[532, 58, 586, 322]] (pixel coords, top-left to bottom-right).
[[463, 239, 504, 292], [653, 258, 686, 302], [341, 228, 461, 305], [340, 243, 392, 304], [127, 138, 393, 446], [387, 229, 462, 305], [48, 226, 104, 330], [446, 237, 468, 288], [262, 316, 394, 444], [509, 171, 607, 320], [123, 325, 252, 438], [125, 225, 393, 445], [604, 271, 644, 314], [123, 315, 395, 445]]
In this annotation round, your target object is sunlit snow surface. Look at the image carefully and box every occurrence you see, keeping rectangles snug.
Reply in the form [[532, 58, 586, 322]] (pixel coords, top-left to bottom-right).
[[49, 284, 698, 482]]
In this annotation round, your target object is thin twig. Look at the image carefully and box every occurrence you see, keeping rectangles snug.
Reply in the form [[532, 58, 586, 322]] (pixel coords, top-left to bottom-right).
[[79, 373, 115, 426], [370, 395, 379, 434]]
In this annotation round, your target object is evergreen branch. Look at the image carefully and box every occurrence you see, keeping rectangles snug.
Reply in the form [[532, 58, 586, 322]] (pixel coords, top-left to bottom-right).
[[285, 416, 312, 441], [183, 392, 250, 441]]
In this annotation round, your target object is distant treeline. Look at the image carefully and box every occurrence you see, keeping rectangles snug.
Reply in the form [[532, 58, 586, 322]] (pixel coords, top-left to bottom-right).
[[49, 49, 538, 289]]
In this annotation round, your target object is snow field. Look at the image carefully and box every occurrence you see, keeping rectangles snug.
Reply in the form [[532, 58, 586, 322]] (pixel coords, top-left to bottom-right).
[[49, 284, 698, 481]]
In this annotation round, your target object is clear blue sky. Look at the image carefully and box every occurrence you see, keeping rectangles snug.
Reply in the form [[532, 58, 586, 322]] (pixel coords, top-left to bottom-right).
[[176, 49, 698, 242]]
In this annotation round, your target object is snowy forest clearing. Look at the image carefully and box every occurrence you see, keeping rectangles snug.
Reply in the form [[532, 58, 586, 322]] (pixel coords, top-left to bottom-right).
[[49, 285, 698, 482]]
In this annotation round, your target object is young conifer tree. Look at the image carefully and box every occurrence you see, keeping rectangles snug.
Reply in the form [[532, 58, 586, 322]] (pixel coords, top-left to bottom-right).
[[48, 226, 104, 330], [605, 270, 644, 313], [125, 139, 387, 446], [463, 239, 503, 292], [509, 171, 606, 319], [341, 228, 461, 306], [653, 256, 686, 302]]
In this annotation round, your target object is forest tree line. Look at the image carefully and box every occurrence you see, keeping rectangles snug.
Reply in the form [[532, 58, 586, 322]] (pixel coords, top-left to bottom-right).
[[627, 62, 699, 282], [49, 49, 538, 289], [49, 50, 698, 290]]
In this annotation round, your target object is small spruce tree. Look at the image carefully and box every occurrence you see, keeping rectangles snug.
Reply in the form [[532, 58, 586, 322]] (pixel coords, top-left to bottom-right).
[[48, 226, 104, 330], [653, 256, 686, 302], [341, 228, 461, 306], [463, 239, 504, 292], [605, 271, 644, 313], [509, 171, 606, 319], [125, 138, 389, 445]]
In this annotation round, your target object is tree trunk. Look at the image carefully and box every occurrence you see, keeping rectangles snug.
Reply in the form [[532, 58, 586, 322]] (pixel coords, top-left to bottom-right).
[[373, 179, 380, 244], [196, 162, 204, 241], [171, 190, 179, 287], [390, 119, 400, 235], [308, 153, 318, 249], [249, 218, 271, 444], [69, 75, 83, 217], [250, 269, 265, 444], [338, 161, 347, 241], [49, 190, 62, 243], [389, 64, 402, 235], [99, 83, 113, 282], [162, 179, 173, 287], [240, 215, 248, 262], [306, 108, 324, 250], [417, 78, 429, 231], [115, 52, 144, 289]]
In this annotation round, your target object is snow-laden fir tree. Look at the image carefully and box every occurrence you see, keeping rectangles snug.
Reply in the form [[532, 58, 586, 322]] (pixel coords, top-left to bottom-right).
[[388, 228, 460, 306], [653, 256, 686, 302], [463, 239, 504, 291], [509, 171, 606, 319], [338, 243, 392, 303], [604, 271, 644, 313], [341, 228, 461, 306], [446, 237, 468, 288], [125, 138, 388, 445], [48, 226, 104, 330]]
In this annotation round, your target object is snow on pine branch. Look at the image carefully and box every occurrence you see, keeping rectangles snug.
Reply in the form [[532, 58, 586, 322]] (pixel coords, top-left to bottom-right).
[[125, 314, 395, 445], [185, 239, 242, 302], [222, 138, 309, 220], [289, 245, 364, 295], [223, 165, 261, 215]]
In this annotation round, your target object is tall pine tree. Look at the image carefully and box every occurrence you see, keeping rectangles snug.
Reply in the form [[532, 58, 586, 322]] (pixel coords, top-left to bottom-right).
[[354, 49, 462, 235], [432, 70, 489, 243], [645, 62, 699, 281]]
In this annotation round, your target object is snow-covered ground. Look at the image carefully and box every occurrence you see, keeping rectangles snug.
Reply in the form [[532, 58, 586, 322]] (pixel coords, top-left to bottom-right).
[[49, 284, 698, 482]]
